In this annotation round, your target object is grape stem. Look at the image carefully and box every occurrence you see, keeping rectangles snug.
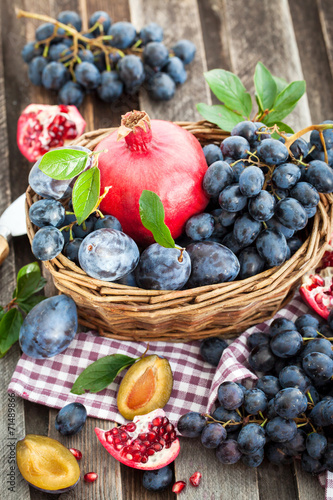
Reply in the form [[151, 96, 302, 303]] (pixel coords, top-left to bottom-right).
[[284, 123, 333, 163]]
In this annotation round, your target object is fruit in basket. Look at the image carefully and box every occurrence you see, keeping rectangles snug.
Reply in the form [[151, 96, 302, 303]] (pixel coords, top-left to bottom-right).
[[17, 104, 86, 162], [78, 228, 140, 281], [29, 199, 65, 228], [55, 402, 87, 435], [117, 355, 173, 420], [142, 466, 173, 492], [16, 434, 80, 493], [97, 110, 209, 246], [32, 226, 64, 261], [19, 295, 77, 358], [95, 409, 180, 470]]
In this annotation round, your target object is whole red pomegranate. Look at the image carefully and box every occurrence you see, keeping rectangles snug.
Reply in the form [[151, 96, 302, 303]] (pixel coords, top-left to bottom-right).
[[97, 110, 209, 246], [17, 104, 86, 162]]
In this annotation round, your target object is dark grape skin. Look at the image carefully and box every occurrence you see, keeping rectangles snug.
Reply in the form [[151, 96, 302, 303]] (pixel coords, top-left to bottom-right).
[[172, 40, 196, 65], [97, 71, 123, 103], [282, 429, 307, 456], [255, 228, 288, 267], [108, 21, 137, 49], [55, 402, 87, 436], [247, 332, 270, 350], [266, 217, 294, 240], [57, 11, 82, 31], [201, 423, 227, 448], [63, 238, 83, 265], [243, 389, 268, 414], [248, 190, 275, 222], [21, 41, 43, 63], [266, 417, 297, 443], [310, 121, 333, 151], [219, 184, 248, 212], [28, 56, 48, 86], [32, 226, 64, 261], [233, 214, 262, 247], [279, 365, 311, 393], [266, 442, 293, 465], [232, 161, 246, 182], [302, 352, 333, 383], [41, 62, 69, 91], [29, 199, 65, 228], [256, 375, 281, 400], [143, 41, 169, 69], [164, 57, 187, 84], [272, 163, 301, 189], [212, 406, 242, 431], [237, 423, 266, 454], [257, 138, 289, 166], [75, 62, 101, 90], [231, 121, 257, 143], [185, 213, 214, 241], [290, 182, 320, 208], [270, 330, 303, 359], [72, 214, 96, 239], [305, 160, 333, 193], [274, 388, 308, 419], [200, 337, 228, 367], [323, 444, 333, 471], [306, 433, 327, 460], [287, 236, 303, 255], [216, 439, 242, 464], [59, 81, 85, 107], [269, 317, 297, 337], [140, 22, 164, 45], [202, 144, 223, 166], [218, 209, 238, 227], [275, 198, 308, 231], [149, 73, 176, 101], [242, 448, 264, 468], [238, 247, 265, 280], [302, 338, 333, 359], [221, 232, 243, 255], [248, 345, 276, 372], [217, 381, 244, 410], [177, 412, 206, 437], [202, 161, 234, 197], [239, 166, 264, 197], [94, 215, 122, 231], [220, 136, 250, 160], [301, 452, 325, 475], [295, 314, 320, 331], [88, 11, 112, 36], [142, 466, 173, 492]]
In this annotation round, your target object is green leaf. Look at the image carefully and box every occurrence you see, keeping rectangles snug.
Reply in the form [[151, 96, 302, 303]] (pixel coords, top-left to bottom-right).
[[196, 103, 244, 132], [71, 354, 137, 395], [204, 69, 252, 117], [273, 75, 288, 95], [254, 62, 277, 112], [264, 81, 306, 125], [0, 309, 23, 357], [16, 295, 46, 314], [14, 262, 44, 301], [72, 167, 100, 225], [0, 306, 5, 322], [38, 149, 89, 180], [139, 191, 175, 248]]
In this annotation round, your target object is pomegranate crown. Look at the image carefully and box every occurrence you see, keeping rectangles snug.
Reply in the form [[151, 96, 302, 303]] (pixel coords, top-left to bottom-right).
[[117, 110, 152, 151]]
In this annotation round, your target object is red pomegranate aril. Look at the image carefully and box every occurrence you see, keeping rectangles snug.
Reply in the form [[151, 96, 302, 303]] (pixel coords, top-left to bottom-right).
[[143, 440, 150, 447], [158, 427, 165, 436], [152, 417, 163, 426], [152, 443, 163, 452], [165, 442, 171, 449], [152, 426, 159, 434], [163, 433, 169, 441], [126, 423, 136, 432], [147, 448, 155, 456], [162, 417, 169, 425], [141, 455, 148, 464], [84, 472, 98, 483], [111, 428, 119, 435], [166, 423, 174, 432], [114, 437, 121, 445], [69, 448, 82, 460], [159, 438, 166, 446], [172, 481, 186, 494], [138, 433, 147, 441], [169, 431, 176, 441], [132, 452, 142, 462], [120, 432, 128, 441], [139, 445, 147, 453], [189, 472, 202, 487], [147, 431, 157, 442]]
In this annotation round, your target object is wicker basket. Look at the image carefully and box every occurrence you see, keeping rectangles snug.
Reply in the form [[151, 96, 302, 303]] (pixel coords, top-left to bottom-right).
[[25, 121, 333, 342]]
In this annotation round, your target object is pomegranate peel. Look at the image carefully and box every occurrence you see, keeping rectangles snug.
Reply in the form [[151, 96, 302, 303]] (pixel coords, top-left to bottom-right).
[[95, 409, 180, 470]]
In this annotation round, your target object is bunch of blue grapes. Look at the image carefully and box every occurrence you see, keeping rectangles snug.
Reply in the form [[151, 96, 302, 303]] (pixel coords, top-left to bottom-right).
[[177, 311, 333, 474], [21, 10, 196, 105], [180, 120, 333, 287]]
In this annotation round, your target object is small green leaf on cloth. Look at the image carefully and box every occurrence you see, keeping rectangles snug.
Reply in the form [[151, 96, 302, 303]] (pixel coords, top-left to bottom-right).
[[139, 190, 175, 248]]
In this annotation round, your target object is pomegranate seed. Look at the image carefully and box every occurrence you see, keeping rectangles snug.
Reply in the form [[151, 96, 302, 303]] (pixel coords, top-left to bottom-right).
[[106, 435, 113, 443], [166, 423, 174, 432], [120, 432, 128, 441], [165, 442, 171, 449], [114, 437, 121, 445], [84, 472, 98, 483], [147, 448, 155, 456], [147, 431, 157, 442], [59, 104, 69, 112], [141, 455, 148, 463], [159, 427, 165, 436], [139, 444, 147, 453], [159, 438, 166, 446], [169, 431, 176, 441], [162, 433, 169, 440], [152, 417, 163, 426], [172, 481, 186, 494], [138, 433, 147, 441], [143, 440, 150, 447], [189, 472, 202, 487], [162, 417, 169, 425], [132, 452, 142, 462], [126, 453, 133, 460], [119, 425, 126, 431], [126, 423, 136, 432], [111, 428, 119, 435], [152, 426, 159, 433], [152, 443, 163, 451], [69, 448, 82, 460], [116, 444, 122, 450]]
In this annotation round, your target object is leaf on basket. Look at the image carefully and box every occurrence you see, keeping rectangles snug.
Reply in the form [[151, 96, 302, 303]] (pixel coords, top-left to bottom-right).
[[70, 354, 138, 395], [139, 190, 176, 248], [72, 167, 100, 225], [38, 148, 89, 180]]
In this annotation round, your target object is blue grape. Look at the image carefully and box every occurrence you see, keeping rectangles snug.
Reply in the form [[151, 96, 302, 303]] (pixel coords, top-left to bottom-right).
[[142, 466, 173, 492], [216, 440, 242, 464], [200, 337, 228, 366], [290, 138, 309, 159], [55, 402, 87, 436], [32, 226, 64, 261], [269, 317, 296, 337], [270, 330, 303, 358], [279, 365, 310, 392], [201, 423, 227, 448], [177, 412, 206, 437], [78, 49, 95, 63], [221, 231, 243, 255], [275, 198, 308, 230], [97, 71, 123, 102], [186, 241, 239, 287], [140, 23, 163, 45], [231, 121, 257, 143], [266, 442, 293, 465], [118, 55, 145, 91], [75, 62, 101, 90], [49, 43, 72, 62], [203, 161, 233, 197], [272, 163, 301, 189], [256, 228, 288, 267], [172, 40, 196, 64], [210, 210, 228, 239], [232, 161, 246, 182], [305, 160, 333, 193], [306, 386, 320, 405], [144, 42, 169, 69], [257, 138, 289, 166], [250, 123, 271, 149], [310, 121, 333, 151], [217, 381, 244, 410], [116, 271, 137, 287], [274, 388, 308, 418], [89, 11, 112, 36], [305, 206, 317, 218], [219, 209, 238, 227], [164, 57, 187, 84], [302, 338, 333, 359], [288, 235, 303, 255], [212, 406, 242, 431], [220, 136, 250, 160], [242, 448, 264, 468], [59, 81, 85, 107], [35, 23, 55, 41], [108, 22, 136, 49], [185, 213, 214, 241], [256, 375, 281, 400], [302, 352, 333, 382], [202, 144, 223, 166], [94, 215, 122, 231], [219, 184, 247, 212], [29, 199, 65, 228], [19, 295, 77, 358], [283, 429, 307, 456], [290, 182, 320, 208], [243, 388, 267, 414], [149, 73, 175, 100], [79, 229, 139, 281], [57, 11, 82, 31], [266, 399, 278, 419], [237, 423, 265, 454], [266, 217, 294, 239], [309, 148, 333, 166], [63, 238, 83, 265], [248, 190, 275, 222], [239, 166, 264, 197], [233, 214, 262, 246], [249, 345, 276, 372], [310, 400, 333, 426], [42, 62, 68, 90], [28, 56, 48, 86], [301, 452, 325, 475], [247, 332, 270, 350], [21, 41, 42, 63], [266, 417, 297, 442], [306, 433, 327, 460], [323, 445, 333, 471], [135, 244, 191, 290], [319, 323, 333, 338], [238, 247, 265, 279]]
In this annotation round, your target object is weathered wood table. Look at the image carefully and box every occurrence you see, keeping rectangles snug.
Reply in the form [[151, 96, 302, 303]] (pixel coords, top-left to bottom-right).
[[1, 0, 333, 498]]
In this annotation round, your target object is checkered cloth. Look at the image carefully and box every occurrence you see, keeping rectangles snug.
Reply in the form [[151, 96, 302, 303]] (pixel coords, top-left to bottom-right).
[[8, 292, 331, 498]]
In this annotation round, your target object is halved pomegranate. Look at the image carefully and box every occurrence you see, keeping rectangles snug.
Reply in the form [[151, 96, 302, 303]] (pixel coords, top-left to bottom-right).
[[17, 104, 86, 162], [300, 240, 333, 319], [95, 409, 180, 471]]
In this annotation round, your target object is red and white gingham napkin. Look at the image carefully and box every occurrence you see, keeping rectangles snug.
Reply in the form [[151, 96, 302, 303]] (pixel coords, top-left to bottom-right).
[[8, 292, 331, 498]]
